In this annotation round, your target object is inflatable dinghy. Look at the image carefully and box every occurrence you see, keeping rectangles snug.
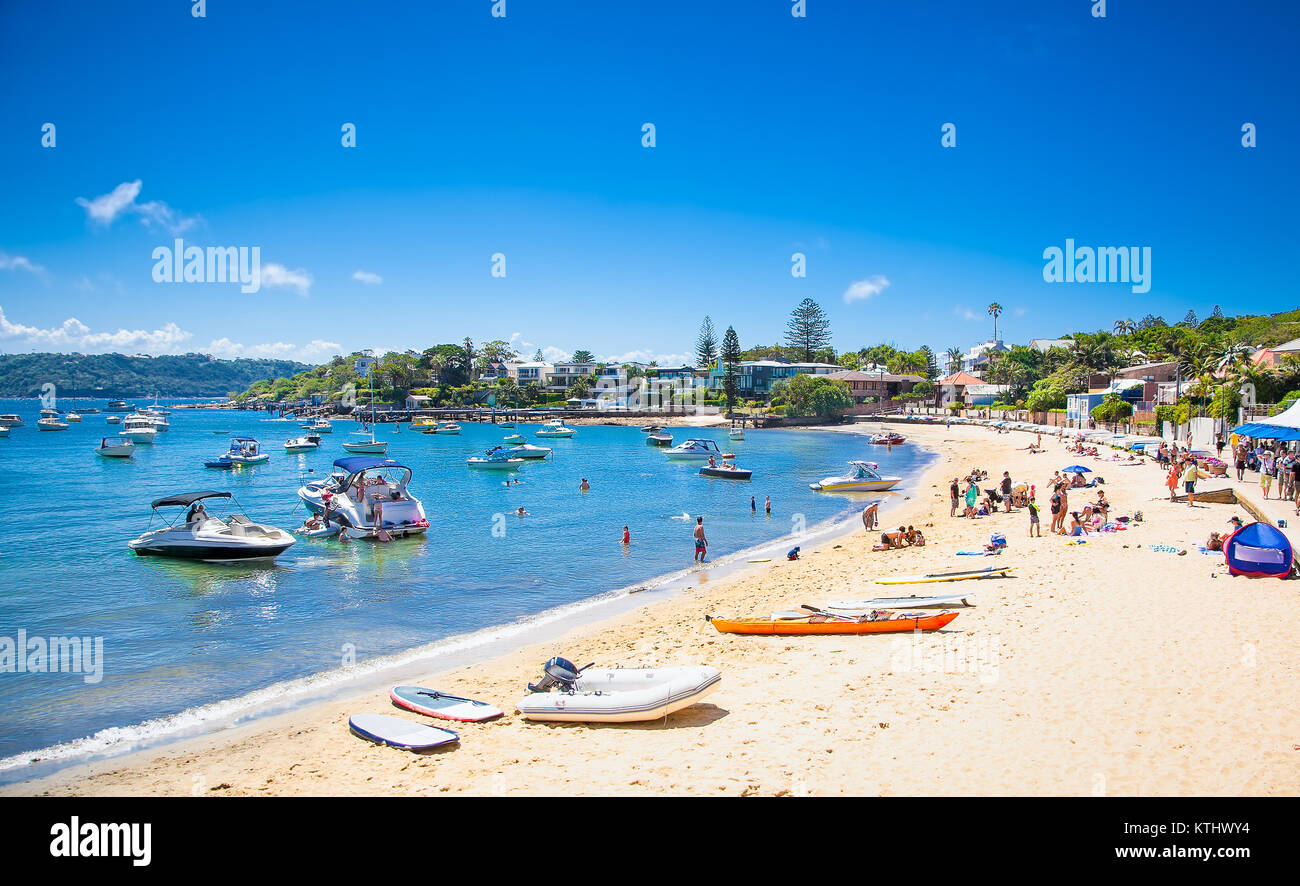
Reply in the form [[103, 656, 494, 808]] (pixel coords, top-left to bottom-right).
[[516, 658, 721, 723]]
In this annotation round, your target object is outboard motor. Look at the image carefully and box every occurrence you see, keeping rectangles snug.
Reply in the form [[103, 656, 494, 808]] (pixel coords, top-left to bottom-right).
[[527, 657, 591, 694]]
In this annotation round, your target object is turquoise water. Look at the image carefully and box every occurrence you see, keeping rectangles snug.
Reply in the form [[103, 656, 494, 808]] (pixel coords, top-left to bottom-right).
[[0, 399, 930, 775]]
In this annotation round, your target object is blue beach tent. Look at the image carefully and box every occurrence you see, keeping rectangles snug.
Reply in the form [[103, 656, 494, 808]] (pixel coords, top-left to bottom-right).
[[1224, 522, 1293, 578]]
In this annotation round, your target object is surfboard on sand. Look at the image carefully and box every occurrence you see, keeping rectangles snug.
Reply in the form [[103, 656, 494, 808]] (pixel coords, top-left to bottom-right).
[[348, 713, 459, 751], [390, 686, 504, 722], [825, 593, 976, 610], [874, 566, 1013, 585]]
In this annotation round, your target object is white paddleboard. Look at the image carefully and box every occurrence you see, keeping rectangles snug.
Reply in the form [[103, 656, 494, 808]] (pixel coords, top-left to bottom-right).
[[390, 686, 504, 722], [875, 566, 1013, 585], [348, 713, 459, 751], [826, 593, 976, 610]]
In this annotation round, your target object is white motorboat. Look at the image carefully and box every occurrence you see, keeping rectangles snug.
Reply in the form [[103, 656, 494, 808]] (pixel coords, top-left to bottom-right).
[[128, 491, 295, 562], [37, 417, 69, 431], [516, 658, 722, 723], [646, 431, 673, 447], [0, 426, 9, 437], [40, 408, 62, 418], [216, 436, 269, 466], [503, 433, 526, 445], [535, 419, 575, 438], [121, 416, 158, 444], [809, 460, 902, 492], [297, 456, 429, 539], [728, 427, 745, 440], [126, 411, 168, 433], [467, 446, 525, 470], [663, 438, 724, 460], [284, 434, 320, 452], [95, 436, 135, 458], [66, 413, 82, 423], [301, 418, 333, 433], [432, 421, 462, 435], [341, 430, 388, 454], [106, 415, 122, 424], [105, 400, 135, 412], [506, 443, 551, 460], [0, 414, 24, 428]]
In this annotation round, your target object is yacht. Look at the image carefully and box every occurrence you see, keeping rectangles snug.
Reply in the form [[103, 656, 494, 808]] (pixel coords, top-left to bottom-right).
[[646, 431, 673, 447], [431, 421, 462, 435], [128, 491, 295, 562], [0, 414, 24, 428], [106, 415, 122, 425], [301, 418, 333, 433], [284, 434, 321, 452], [121, 415, 159, 444], [728, 427, 745, 441], [95, 436, 135, 458], [37, 417, 69, 431], [66, 412, 82, 422], [105, 400, 135, 412], [535, 419, 576, 438], [297, 456, 429, 539], [506, 443, 552, 460], [663, 438, 724, 461], [342, 429, 388, 454], [809, 461, 902, 492]]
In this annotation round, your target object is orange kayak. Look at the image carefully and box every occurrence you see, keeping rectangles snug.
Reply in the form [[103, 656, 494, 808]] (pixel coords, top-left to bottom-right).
[[707, 611, 958, 635]]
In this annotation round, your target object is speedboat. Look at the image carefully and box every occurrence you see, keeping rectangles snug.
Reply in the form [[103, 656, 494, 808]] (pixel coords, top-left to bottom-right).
[[297, 456, 429, 539], [95, 436, 134, 458], [535, 419, 575, 438], [66, 413, 82, 422], [284, 434, 320, 452], [647, 431, 673, 446], [0, 414, 25, 428], [106, 415, 122, 424], [700, 464, 752, 480], [121, 416, 158, 444], [728, 428, 745, 441], [37, 417, 69, 431], [128, 491, 295, 562], [505, 443, 551, 460], [216, 436, 270, 466], [809, 460, 902, 492], [467, 447, 525, 470], [105, 400, 135, 412], [503, 433, 526, 445], [410, 417, 437, 431], [301, 418, 332, 433], [342, 429, 388, 454], [0, 426, 9, 437], [432, 421, 462, 435], [664, 438, 724, 460], [869, 432, 906, 445], [40, 408, 63, 418]]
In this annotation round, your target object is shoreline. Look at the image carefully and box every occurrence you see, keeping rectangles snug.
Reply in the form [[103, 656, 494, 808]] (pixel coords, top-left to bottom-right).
[[11, 421, 1298, 796], [1, 424, 932, 790]]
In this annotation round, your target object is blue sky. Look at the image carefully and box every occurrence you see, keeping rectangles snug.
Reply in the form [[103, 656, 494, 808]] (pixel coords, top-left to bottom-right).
[[1, 0, 1296, 365]]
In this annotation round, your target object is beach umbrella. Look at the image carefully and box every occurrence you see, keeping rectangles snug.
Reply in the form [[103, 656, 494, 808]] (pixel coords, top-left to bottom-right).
[[1062, 465, 1092, 474]]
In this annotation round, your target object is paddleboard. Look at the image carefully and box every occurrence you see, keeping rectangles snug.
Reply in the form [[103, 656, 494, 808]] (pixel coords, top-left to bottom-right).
[[874, 566, 1013, 585], [348, 713, 459, 751], [390, 686, 505, 722], [748, 558, 772, 563], [825, 593, 976, 610]]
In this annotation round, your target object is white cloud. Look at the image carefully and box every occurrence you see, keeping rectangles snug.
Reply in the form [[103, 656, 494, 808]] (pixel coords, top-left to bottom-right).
[[599, 348, 693, 367], [843, 274, 890, 304], [955, 306, 979, 321], [75, 180, 200, 235], [205, 337, 341, 362], [1013, 306, 1026, 317], [0, 251, 46, 276], [261, 263, 313, 297], [0, 304, 191, 352], [352, 269, 383, 285]]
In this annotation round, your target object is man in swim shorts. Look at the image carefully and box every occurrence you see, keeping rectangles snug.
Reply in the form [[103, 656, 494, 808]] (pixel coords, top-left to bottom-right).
[[693, 516, 707, 562]]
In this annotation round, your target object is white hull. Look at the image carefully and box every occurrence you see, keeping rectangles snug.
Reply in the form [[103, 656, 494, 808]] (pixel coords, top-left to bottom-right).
[[517, 666, 721, 723]]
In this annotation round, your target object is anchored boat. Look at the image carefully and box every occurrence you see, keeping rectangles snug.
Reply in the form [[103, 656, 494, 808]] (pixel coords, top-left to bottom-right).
[[809, 461, 901, 492], [127, 491, 295, 562], [297, 456, 429, 539]]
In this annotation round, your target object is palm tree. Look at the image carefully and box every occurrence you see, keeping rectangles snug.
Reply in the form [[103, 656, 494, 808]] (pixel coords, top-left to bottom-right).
[[987, 303, 1003, 343], [945, 347, 963, 375], [1113, 318, 1135, 336]]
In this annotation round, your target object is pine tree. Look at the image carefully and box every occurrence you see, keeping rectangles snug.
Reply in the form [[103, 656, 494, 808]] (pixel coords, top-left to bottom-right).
[[1180, 310, 1198, 328], [721, 326, 742, 409], [532, 348, 544, 362], [1210, 305, 1224, 320], [696, 316, 718, 369], [784, 298, 832, 362], [917, 345, 938, 380]]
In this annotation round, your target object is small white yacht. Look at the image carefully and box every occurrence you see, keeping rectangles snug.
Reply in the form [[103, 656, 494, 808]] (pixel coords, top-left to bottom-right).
[[128, 491, 295, 562], [121, 415, 159, 443], [663, 438, 724, 461], [297, 456, 429, 539], [0, 414, 24, 428], [535, 419, 576, 438], [37, 417, 69, 431], [284, 434, 321, 452]]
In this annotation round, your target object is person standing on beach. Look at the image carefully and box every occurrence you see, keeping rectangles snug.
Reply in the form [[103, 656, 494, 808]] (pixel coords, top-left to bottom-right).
[[964, 479, 979, 518], [1181, 459, 1206, 507], [693, 517, 707, 562], [1027, 497, 1041, 537], [949, 478, 960, 517], [862, 501, 879, 531], [1001, 471, 1013, 513], [1260, 450, 1276, 499], [1291, 457, 1300, 515], [1165, 463, 1179, 502]]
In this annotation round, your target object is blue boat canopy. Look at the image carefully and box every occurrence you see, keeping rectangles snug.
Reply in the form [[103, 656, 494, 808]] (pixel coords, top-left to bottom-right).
[[1231, 422, 1300, 442], [230, 436, 260, 442], [333, 456, 408, 473]]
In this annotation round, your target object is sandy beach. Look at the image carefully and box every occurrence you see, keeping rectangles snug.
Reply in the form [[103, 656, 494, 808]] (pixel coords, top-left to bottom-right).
[[9, 421, 1299, 797]]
